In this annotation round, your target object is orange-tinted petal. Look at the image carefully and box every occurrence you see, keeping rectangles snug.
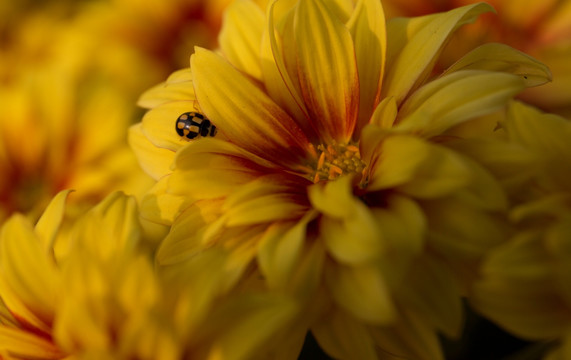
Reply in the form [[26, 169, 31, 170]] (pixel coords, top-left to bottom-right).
[[293, 0, 359, 142], [191, 48, 312, 166]]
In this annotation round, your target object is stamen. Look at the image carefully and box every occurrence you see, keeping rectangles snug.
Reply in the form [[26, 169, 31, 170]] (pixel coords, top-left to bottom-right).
[[306, 141, 366, 183]]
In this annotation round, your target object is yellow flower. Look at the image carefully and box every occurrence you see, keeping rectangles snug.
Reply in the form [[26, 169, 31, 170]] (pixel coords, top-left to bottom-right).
[[382, 0, 571, 116], [0, 9, 157, 224], [0, 190, 308, 360], [132, 1, 551, 358], [471, 102, 571, 358]]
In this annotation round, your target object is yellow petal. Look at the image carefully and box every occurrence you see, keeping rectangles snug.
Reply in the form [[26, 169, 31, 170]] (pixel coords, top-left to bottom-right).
[[311, 308, 378, 360], [219, 0, 265, 80], [261, 2, 312, 134], [140, 176, 192, 226], [368, 136, 471, 198], [397, 256, 462, 338], [325, 262, 396, 325], [0, 326, 64, 359], [0, 215, 60, 330], [128, 124, 175, 181], [347, 0, 386, 133], [369, 96, 397, 129], [141, 100, 198, 152], [443, 43, 552, 87], [35, 189, 73, 252], [191, 48, 311, 166], [370, 308, 445, 360], [169, 141, 268, 200], [204, 294, 300, 360], [156, 200, 223, 266], [307, 175, 356, 218], [383, 3, 495, 104], [396, 70, 525, 138], [472, 233, 570, 339], [294, 0, 359, 142], [137, 80, 196, 109], [257, 213, 319, 292], [314, 181, 385, 264]]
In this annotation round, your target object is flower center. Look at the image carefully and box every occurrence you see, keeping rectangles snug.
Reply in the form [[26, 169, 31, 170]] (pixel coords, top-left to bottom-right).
[[309, 142, 366, 183]]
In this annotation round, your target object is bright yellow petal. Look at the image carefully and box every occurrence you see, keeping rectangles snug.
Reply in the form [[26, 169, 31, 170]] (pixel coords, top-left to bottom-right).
[[383, 3, 494, 104], [396, 70, 525, 138], [128, 124, 175, 181], [325, 262, 396, 325], [141, 100, 198, 152], [311, 308, 378, 360], [137, 79, 196, 109], [35, 189, 73, 252], [369, 96, 397, 129], [347, 0, 386, 133], [219, 0, 265, 79], [139, 176, 192, 226], [443, 43, 552, 87], [191, 47, 312, 166], [294, 0, 359, 142], [0, 215, 60, 331]]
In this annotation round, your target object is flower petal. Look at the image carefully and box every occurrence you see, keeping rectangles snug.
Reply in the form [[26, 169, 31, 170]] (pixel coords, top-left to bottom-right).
[[141, 100, 199, 152], [128, 124, 175, 180], [219, 0, 265, 80], [0, 326, 64, 359], [367, 136, 471, 198], [0, 215, 59, 331], [370, 308, 445, 360], [325, 262, 396, 325], [294, 0, 359, 142], [191, 48, 312, 166], [397, 255, 462, 338], [312, 308, 378, 360], [35, 189, 73, 252], [396, 70, 525, 138], [139, 176, 192, 226], [137, 80, 196, 109], [383, 3, 494, 104], [443, 43, 552, 87], [347, 0, 387, 133]]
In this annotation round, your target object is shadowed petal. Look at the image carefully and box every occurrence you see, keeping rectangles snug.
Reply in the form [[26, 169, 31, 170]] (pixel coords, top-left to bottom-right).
[[128, 124, 175, 180]]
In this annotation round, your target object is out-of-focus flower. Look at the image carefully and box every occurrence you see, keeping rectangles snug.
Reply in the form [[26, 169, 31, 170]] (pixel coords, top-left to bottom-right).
[[0, 7, 159, 224], [0, 191, 177, 358], [131, 1, 551, 358], [0, 190, 306, 360], [469, 102, 571, 358], [382, 0, 571, 117]]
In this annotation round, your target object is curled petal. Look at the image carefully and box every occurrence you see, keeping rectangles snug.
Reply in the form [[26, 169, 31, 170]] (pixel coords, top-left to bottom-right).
[[35, 189, 73, 252], [128, 124, 175, 180], [383, 3, 495, 104]]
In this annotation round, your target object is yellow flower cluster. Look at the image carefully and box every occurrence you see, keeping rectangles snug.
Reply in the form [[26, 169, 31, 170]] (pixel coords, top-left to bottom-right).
[[2, 0, 571, 359]]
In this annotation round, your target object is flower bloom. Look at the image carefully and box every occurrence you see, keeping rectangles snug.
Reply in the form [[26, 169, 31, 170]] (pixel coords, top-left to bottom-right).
[[131, 0, 551, 358], [470, 102, 571, 358], [382, 0, 571, 116]]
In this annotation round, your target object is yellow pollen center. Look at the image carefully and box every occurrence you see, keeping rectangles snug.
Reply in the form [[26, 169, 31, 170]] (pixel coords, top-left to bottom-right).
[[309, 142, 366, 183]]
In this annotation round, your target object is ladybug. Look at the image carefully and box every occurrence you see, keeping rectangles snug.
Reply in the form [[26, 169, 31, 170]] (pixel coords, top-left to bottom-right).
[[175, 112, 217, 140]]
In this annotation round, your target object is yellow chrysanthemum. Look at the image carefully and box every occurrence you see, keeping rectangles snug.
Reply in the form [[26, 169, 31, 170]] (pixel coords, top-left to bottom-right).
[[0, 190, 306, 360], [470, 102, 571, 358], [131, 1, 551, 358], [382, 0, 571, 117]]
